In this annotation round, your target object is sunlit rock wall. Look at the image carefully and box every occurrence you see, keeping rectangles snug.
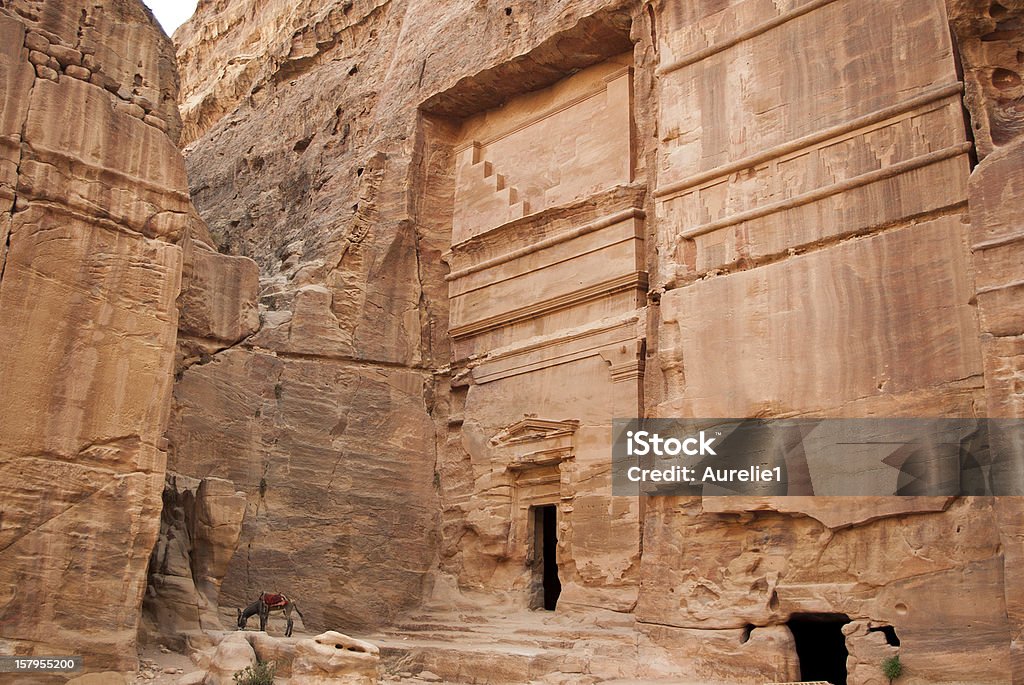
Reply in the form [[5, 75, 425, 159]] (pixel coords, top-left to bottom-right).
[[0, 0, 187, 672], [173, 0, 1024, 682]]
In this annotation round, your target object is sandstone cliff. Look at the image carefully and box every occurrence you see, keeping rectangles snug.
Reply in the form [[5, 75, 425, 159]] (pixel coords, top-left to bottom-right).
[[0, 0, 187, 673], [170, 1, 1024, 683], [0, 0, 260, 677], [1, 0, 1017, 682]]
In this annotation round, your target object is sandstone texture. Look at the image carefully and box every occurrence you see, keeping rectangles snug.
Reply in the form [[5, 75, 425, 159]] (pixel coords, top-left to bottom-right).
[[0, 0, 259, 678], [947, 0, 1024, 158], [1, 0, 1022, 683], [0, 0, 186, 675], [168, 0, 1024, 682], [291, 630, 380, 684], [190, 630, 378, 685], [66, 675, 128, 685], [200, 631, 256, 685], [142, 473, 247, 649]]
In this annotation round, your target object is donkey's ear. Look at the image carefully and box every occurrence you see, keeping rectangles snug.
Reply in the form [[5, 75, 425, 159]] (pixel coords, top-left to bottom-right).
[[237, 608, 242, 619]]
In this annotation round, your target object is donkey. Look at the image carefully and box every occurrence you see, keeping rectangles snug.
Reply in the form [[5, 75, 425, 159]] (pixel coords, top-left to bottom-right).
[[236, 592, 305, 637]]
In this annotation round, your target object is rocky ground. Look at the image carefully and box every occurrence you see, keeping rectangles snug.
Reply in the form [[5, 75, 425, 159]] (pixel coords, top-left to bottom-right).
[[74, 610, 811, 685], [122, 606, 740, 685], [129, 647, 195, 684]]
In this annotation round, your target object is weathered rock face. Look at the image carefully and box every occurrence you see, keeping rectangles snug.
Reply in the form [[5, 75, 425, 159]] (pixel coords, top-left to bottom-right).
[[200, 631, 256, 685], [947, 0, 1024, 158], [172, 0, 1024, 684], [167, 346, 437, 632], [142, 473, 247, 649], [175, 234, 260, 369], [167, 0, 458, 634], [0, 0, 188, 673], [0, 0, 261, 675]]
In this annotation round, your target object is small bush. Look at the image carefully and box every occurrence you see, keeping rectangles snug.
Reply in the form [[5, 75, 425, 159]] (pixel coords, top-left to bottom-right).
[[882, 654, 903, 682], [234, 660, 276, 685]]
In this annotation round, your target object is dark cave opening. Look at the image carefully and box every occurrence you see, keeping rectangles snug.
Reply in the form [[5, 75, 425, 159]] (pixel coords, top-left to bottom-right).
[[787, 613, 851, 685]]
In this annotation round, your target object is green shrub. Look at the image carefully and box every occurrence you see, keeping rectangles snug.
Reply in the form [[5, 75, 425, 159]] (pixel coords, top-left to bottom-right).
[[882, 654, 903, 682], [234, 660, 276, 685]]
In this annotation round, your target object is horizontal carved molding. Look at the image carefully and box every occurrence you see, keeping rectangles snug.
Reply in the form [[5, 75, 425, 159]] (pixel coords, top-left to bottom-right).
[[447, 207, 645, 282], [972, 232, 1024, 252], [452, 234, 640, 299], [491, 417, 580, 446], [453, 67, 632, 153], [600, 341, 646, 384], [606, 360, 644, 384], [675, 142, 972, 240], [976, 278, 1024, 295], [448, 184, 645, 257], [480, 314, 638, 364], [656, 0, 842, 76], [474, 317, 640, 384], [450, 272, 646, 340], [653, 82, 964, 201], [507, 447, 575, 471]]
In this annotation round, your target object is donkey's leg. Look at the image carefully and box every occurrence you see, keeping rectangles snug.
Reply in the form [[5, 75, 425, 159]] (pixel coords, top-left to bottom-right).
[[259, 604, 269, 632], [284, 605, 294, 637]]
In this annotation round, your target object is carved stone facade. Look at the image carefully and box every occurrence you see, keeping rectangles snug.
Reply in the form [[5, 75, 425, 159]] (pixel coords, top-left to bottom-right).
[[163, 0, 1024, 683], [415, 0, 1020, 681], [433, 52, 647, 612]]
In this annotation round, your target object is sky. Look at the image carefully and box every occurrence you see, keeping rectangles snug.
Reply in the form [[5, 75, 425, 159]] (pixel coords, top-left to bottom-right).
[[142, 0, 198, 36]]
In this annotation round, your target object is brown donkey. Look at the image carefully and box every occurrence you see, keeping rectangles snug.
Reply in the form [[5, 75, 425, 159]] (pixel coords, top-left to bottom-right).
[[236, 592, 305, 637]]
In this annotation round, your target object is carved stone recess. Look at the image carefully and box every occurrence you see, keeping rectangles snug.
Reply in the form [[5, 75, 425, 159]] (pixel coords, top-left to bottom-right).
[[141, 473, 246, 650], [438, 51, 645, 611], [452, 63, 633, 243]]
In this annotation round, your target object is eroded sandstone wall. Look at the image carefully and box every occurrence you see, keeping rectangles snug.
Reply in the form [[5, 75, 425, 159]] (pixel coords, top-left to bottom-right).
[[168, 0, 449, 632], [0, 0, 188, 673], [173, 0, 1024, 682], [641, 1, 1020, 682]]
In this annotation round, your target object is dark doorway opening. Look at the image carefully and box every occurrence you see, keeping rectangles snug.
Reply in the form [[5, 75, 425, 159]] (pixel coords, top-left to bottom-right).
[[531, 505, 560, 610], [787, 613, 850, 685]]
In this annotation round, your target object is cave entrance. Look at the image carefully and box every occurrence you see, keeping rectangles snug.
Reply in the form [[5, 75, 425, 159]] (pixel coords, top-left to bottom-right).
[[531, 504, 560, 610], [787, 613, 850, 685]]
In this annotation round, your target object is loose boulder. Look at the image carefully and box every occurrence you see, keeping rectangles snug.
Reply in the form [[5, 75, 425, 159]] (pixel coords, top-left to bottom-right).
[[290, 631, 380, 684]]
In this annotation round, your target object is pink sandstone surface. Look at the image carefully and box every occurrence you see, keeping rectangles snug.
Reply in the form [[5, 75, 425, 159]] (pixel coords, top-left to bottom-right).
[[0, 0, 1022, 683]]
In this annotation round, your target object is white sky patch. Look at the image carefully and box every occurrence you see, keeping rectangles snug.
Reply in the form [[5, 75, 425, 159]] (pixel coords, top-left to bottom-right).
[[142, 0, 198, 36]]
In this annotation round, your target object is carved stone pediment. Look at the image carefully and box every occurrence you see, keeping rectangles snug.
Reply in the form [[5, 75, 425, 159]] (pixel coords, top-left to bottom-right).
[[489, 418, 578, 470], [490, 418, 579, 446]]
